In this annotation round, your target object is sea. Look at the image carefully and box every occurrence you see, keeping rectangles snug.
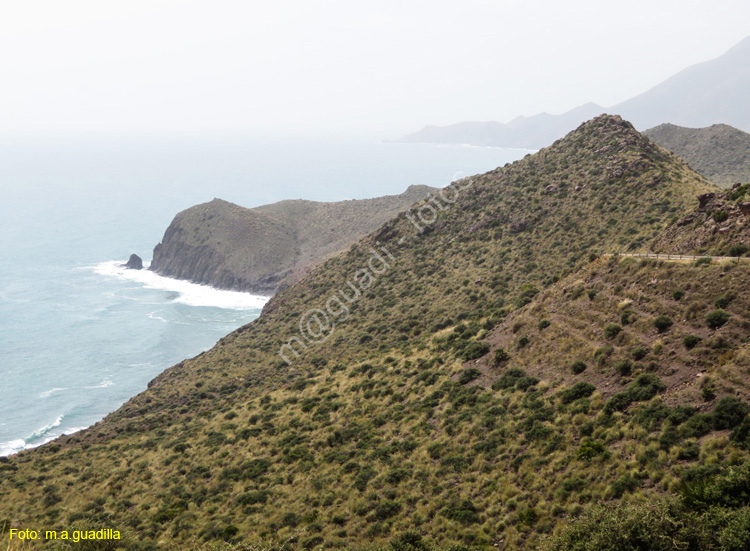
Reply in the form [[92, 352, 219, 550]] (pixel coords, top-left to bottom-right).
[[0, 137, 528, 456]]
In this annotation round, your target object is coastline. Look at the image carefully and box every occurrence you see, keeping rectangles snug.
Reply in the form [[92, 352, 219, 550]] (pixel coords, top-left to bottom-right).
[[0, 260, 270, 457]]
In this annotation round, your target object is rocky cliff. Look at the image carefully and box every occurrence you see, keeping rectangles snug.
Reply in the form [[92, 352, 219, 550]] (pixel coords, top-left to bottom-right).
[[150, 185, 436, 295]]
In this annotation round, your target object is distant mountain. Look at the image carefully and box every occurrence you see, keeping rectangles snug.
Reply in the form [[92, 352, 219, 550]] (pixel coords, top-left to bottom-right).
[[396, 103, 605, 149], [398, 36, 750, 149], [615, 36, 750, 131], [149, 185, 436, 295], [644, 123, 750, 188]]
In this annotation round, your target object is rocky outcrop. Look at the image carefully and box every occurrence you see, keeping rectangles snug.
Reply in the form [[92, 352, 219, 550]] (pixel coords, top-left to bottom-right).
[[150, 185, 436, 295], [652, 183, 750, 255], [123, 254, 143, 270]]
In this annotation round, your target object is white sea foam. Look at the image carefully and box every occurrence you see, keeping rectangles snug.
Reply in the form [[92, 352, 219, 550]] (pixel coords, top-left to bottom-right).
[[28, 415, 64, 441], [85, 379, 113, 389], [62, 426, 87, 436], [0, 418, 91, 457], [89, 260, 269, 310], [39, 387, 68, 398], [0, 439, 26, 456], [148, 311, 168, 323]]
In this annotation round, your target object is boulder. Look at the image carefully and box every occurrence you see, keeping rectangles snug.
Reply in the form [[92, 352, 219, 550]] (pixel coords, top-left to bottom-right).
[[698, 193, 716, 209], [123, 254, 143, 270]]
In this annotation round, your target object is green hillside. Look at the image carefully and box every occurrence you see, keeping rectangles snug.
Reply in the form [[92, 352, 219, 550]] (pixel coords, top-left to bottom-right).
[[644, 123, 750, 188], [150, 185, 436, 295], [6, 116, 750, 551]]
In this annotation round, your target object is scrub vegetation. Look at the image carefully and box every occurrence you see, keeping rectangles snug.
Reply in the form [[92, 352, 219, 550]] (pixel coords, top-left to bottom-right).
[[3, 116, 750, 550]]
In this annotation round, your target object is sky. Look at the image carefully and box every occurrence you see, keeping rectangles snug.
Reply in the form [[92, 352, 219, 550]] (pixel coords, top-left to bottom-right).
[[1, 0, 749, 139]]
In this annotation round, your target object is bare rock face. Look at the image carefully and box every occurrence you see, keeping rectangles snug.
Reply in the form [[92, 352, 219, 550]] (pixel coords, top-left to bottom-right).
[[123, 254, 143, 270]]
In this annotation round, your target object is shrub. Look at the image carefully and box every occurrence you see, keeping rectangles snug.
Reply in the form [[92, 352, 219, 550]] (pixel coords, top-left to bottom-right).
[[621, 309, 634, 325], [627, 374, 666, 402], [714, 295, 733, 309], [374, 500, 402, 520], [562, 477, 587, 493], [525, 421, 554, 441], [537, 498, 749, 551], [461, 341, 490, 361], [577, 439, 606, 461], [631, 346, 648, 361], [712, 397, 750, 430], [281, 512, 301, 527], [518, 507, 539, 526], [538, 319, 551, 330], [702, 385, 717, 402], [730, 417, 750, 450], [728, 184, 750, 201], [635, 401, 670, 431], [604, 392, 632, 414], [441, 500, 480, 524], [681, 414, 713, 438], [354, 467, 376, 491], [493, 348, 509, 365], [560, 382, 596, 404], [391, 532, 429, 551], [713, 210, 729, 223], [611, 475, 641, 498], [458, 368, 481, 385], [604, 323, 622, 339], [683, 335, 701, 350], [579, 421, 595, 437], [595, 344, 614, 366], [571, 361, 587, 374], [653, 315, 673, 333], [728, 244, 749, 257], [492, 368, 527, 390], [517, 336, 530, 348], [237, 491, 268, 506], [668, 406, 696, 426], [659, 427, 681, 451], [677, 441, 701, 460], [706, 310, 730, 329], [515, 376, 539, 391], [385, 468, 412, 484], [615, 359, 632, 376], [673, 290, 685, 301]]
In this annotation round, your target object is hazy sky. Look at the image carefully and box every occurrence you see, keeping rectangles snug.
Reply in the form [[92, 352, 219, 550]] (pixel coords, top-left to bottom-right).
[[1, 0, 748, 139]]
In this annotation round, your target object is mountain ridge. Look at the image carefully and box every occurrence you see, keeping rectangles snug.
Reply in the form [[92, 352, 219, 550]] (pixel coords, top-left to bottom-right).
[[643, 123, 750, 187], [396, 36, 750, 149]]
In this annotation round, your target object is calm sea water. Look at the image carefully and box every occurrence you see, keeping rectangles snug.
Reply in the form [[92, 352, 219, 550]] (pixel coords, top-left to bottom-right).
[[0, 137, 527, 455]]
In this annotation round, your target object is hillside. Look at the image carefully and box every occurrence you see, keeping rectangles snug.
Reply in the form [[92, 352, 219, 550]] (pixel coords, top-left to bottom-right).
[[6, 116, 749, 551], [149, 185, 436, 295], [644, 123, 750, 188], [397, 36, 750, 149], [652, 183, 750, 256]]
